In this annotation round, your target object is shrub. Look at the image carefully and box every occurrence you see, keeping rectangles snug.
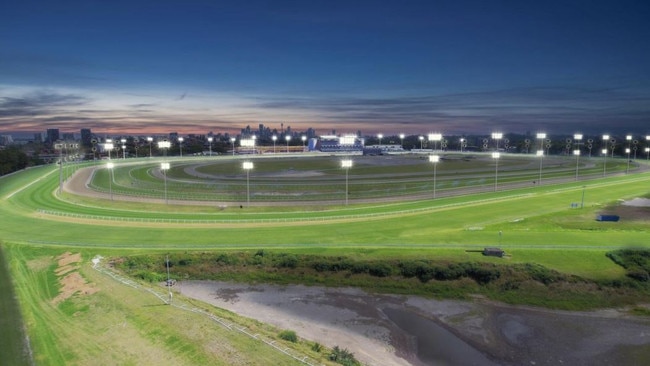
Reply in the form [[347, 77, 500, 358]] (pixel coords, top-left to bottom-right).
[[368, 262, 392, 277], [311, 342, 323, 352], [278, 330, 297, 343], [329, 346, 360, 366]]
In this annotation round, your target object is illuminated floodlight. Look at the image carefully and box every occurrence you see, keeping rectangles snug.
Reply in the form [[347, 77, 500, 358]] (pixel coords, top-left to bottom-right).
[[157, 140, 171, 149], [147, 137, 153, 157], [271, 135, 277, 153], [207, 137, 213, 156], [377, 133, 383, 146], [491, 152, 500, 192], [161, 162, 170, 204], [285, 135, 291, 153], [491, 132, 503, 140], [429, 155, 440, 199], [243, 161, 254, 207], [341, 159, 353, 206], [231, 137, 236, 156], [574, 134, 583, 140], [106, 162, 114, 201], [536, 133, 546, 139]]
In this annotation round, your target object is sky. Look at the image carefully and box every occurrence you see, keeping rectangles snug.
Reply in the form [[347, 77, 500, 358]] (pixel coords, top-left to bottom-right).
[[1, 0, 649, 137]]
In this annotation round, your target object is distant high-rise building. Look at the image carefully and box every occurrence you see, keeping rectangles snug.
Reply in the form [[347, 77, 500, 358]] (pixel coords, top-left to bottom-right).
[[33, 133, 43, 143], [46, 129, 60, 144], [81, 128, 92, 147]]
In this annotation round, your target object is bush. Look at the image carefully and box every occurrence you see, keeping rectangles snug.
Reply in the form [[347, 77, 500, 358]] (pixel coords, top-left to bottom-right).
[[329, 346, 360, 366], [311, 342, 323, 352], [368, 262, 392, 277], [278, 330, 297, 343]]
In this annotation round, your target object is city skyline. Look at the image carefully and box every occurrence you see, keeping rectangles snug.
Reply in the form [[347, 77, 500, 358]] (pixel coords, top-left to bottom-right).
[[1, 1, 649, 136]]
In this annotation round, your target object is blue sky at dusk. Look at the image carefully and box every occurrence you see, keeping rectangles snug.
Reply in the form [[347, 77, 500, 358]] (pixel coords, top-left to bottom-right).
[[1, 0, 649, 136]]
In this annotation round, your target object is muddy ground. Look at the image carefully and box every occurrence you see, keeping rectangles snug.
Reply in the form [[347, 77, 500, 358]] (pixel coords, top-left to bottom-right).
[[178, 281, 650, 366]]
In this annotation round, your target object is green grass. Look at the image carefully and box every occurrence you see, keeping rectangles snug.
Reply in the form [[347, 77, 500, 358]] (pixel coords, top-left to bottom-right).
[[0, 156, 649, 364]]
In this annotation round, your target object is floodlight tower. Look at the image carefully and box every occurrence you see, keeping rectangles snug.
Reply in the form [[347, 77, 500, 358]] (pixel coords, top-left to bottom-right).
[[105, 139, 114, 160], [106, 162, 114, 200], [301, 135, 306, 151], [536, 133, 546, 185], [429, 155, 440, 199], [419, 136, 424, 150], [178, 137, 184, 157], [377, 133, 383, 146], [157, 140, 171, 157], [207, 137, 213, 156], [428, 133, 442, 151], [147, 137, 153, 157], [121, 138, 127, 159], [399, 134, 405, 149], [231, 137, 236, 156], [161, 162, 170, 204], [272, 135, 277, 153], [341, 159, 353, 206], [285, 135, 291, 153], [459, 138, 465, 153], [574, 134, 583, 181], [491, 132, 503, 151], [602, 135, 610, 176], [492, 152, 500, 192], [243, 161, 254, 207]]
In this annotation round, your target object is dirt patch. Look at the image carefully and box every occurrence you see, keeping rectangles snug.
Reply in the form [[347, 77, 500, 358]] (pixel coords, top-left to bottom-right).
[[599, 205, 650, 221], [52, 252, 98, 305]]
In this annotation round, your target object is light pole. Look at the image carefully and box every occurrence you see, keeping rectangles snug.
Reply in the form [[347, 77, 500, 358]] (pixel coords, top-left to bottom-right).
[[301, 135, 306, 151], [161, 162, 170, 204], [419, 136, 424, 150], [602, 135, 610, 176], [208, 137, 213, 156], [625, 148, 631, 174], [105, 139, 114, 160], [428, 133, 442, 151], [377, 133, 383, 146], [272, 135, 277, 153], [536, 133, 546, 185], [285, 135, 291, 153], [574, 134, 582, 181], [106, 162, 114, 201], [491, 132, 503, 151], [243, 161, 253, 207], [231, 137, 236, 156], [645, 147, 650, 161], [157, 140, 171, 156], [459, 138, 465, 153], [573, 149, 581, 181], [492, 152, 500, 192], [178, 137, 184, 157], [341, 159, 353, 206], [399, 134, 405, 149], [121, 139, 127, 159], [147, 137, 153, 157], [429, 155, 440, 199], [55, 142, 64, 194]]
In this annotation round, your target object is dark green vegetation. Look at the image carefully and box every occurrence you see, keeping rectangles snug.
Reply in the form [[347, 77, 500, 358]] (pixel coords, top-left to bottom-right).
[[0, 146, 35, 176], [0, 244, 31, 366], [117, 250, 650, 310], [328, 346, 361, 366], [607, 249, 650, 282]]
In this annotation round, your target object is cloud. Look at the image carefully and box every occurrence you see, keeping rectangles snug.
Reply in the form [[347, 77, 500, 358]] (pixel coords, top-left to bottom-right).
[[0, 91, 89, 117]]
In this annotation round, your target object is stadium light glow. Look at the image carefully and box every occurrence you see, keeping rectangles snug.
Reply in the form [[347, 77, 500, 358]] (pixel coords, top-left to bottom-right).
[[341, 159, 353, 206], [429, 155, 440, 199]]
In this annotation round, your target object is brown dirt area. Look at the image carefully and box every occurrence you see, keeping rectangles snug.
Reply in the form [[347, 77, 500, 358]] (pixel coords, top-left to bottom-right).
[[52, 252, 98, 305]]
